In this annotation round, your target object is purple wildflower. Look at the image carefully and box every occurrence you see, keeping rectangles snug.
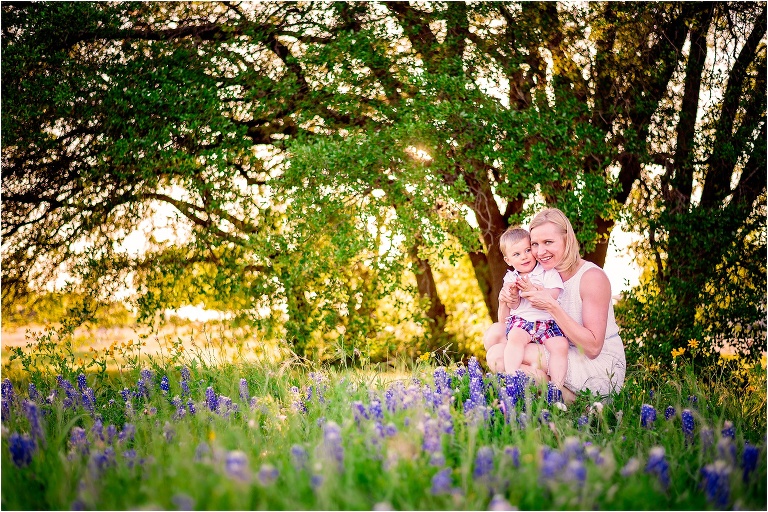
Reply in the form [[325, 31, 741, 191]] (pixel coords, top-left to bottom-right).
[[89, 447, 115, 474], [717, 438, 736, 465], [239, 379, 249, 402], [640, 404, 656, 428], [77, 373, 87, 391], [664, 406, 676, 420], [504, 446, 520, 468], [352, 401, 368, 424], [180, 367, 191, 381], [106, 424, 117, 445], [187, 399, 196, 415], [258, 463, 279, 485], [688, 395, 698, 407], [290, 444, 308, 471], [1, 378, 14, 402], [539, 409, 551, 424], [681, 409, 695, 443], [205, 387, 218, 412], [577, 415, 589, 431], [69, 426, 89, 455], [721, 420, 735, 439], [181, 379, 190, 397], [82, 388, 96, 413], [9, 433, 36, 467], [488, 494, 515, 511], [118, 423, 135, 444], [224, 450, 251, 482], [433, 367, 452, 397], [140, 368, 153, 384], [741, 443, 759, 482], [700, 460, 731, 508], [91, 416, 104, 441], [645, 446, 669, 489], [172, 494, 195, 511], [369, 399, 383, 421], [160, 376, 170, 394], [436, 404, 454, 435], [120, 388, 131, 403], [163, 422, 175, 443], [473, 446, 494, 479], [540, 447, 567, 479], [429, 451, 445, 467], [422, 417, 441, 453], [546, 383, 563, 405], [122, 449, 137, 468], [700, 427, 714, 450], [194, 442, 210, 461], [431, 467, 453, 495], [310, 474, 324, 489], [565, 459, 587, 485], [23, 400, 45, 443], [322, 421, 344, 471], [28, 383, 40, 402], [620, 457, 641, 477], [517, 412, 528, 429]]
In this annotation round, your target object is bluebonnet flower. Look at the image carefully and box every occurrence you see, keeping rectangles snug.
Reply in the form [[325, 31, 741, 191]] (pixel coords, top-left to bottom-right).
[[28, 383, 40, 402], [91, 416, 104, 442], [700, 460, 731, 508], [741, 443, 759, 482], [205, 387, 218, 412], [717, 438, 736, 465], [310, 474, 324, 489], [585, 445, 605, 466], [89, 447, 116, 474], [106, 424, 117, 445], [436, 404, 454, 435], [118, 423, 135, 444], [640, 404, 656, 428], [187, 399, 196, 415], [352, 401, 368, 424], [688, 395, 698, 408], [122, 449, 138, 468], [23, 400, 45, 444], [429, 451, 445, 467], [70, 426, 89, 455], [258, 463, 279, 485], [488, 494, 515, 511], [384, 423, 398, 437], [322, 421, 344, 471], [181, 379, 190, 397], [517, 412, 528, 429], [1, 378, 14, 401], [194, 442, 210, 461], [163, 422, 175, 443], [504, 446, 520, 468], [289, 387, 306, 414], [225, 450, 251, 482], [238, 378, 248, 402], [664, 406, 676, 420], [58, 377, 78, 409], [160, 376, 170, 394], [562, 437, 584, 461], [620, 457, 641, 477], [140, 368, 153, 385], [433, 367, 452, 398], [540, 447, 567, 480], [721, 420, 735, 439], [77, 373, 87, 391], [9, 432, 36, 467], [422, 417, 441, 453], [649, 389, 655, 399], [455, 365, 467, 379], [700, 427, 714, 450], [577, 415, 589, 431], [180, 366, 191, 381], [539, 409, 551, 423], [308, 372, 328, 404], [137, 379, 149, 400], [120, 388, 131, 403], [171, 493, 195, 511], [565, 459, 587, 485], [369, 399, 383, 421], [681, 409, 695, 443], [645, 446, 669, 489], [546, 383, 563, 405], [474, 446, 494, 479], [82, 388, 96, 413], [431, 467, 454, 495], [290, 444, 308, 471]]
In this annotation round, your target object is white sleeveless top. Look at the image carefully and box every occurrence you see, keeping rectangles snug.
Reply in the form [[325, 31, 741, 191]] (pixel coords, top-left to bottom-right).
[[560, 261, 626, 395]]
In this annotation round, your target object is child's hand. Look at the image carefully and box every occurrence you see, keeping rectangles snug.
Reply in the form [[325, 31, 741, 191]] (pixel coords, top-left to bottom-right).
[[516, 275, 541, 293], [499, 282, 520, 309]]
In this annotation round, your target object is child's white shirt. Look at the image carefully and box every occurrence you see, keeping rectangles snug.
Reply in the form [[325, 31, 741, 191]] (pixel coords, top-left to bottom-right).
[[503, 263, 563, 322]]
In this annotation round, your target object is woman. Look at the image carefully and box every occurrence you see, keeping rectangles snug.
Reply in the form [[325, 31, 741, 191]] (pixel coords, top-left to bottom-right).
[[484, 208, 626, 403]]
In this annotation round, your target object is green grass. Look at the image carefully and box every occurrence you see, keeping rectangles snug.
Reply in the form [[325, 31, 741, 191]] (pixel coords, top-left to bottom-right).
[[1, 337, 766, 510]]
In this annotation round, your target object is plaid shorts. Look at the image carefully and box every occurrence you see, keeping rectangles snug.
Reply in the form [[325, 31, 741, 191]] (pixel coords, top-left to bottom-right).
[[505, 316, 565, 344]]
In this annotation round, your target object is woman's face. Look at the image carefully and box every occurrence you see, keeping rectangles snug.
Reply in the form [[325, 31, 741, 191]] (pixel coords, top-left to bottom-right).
[[530, 222, 565, 271]]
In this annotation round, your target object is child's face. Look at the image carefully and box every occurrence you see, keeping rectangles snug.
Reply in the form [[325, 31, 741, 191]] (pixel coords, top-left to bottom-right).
[[503, 238, 536, 273]]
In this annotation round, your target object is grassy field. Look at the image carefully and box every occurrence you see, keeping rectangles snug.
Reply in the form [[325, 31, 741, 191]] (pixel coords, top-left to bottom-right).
[[1, 329, 766, 510]]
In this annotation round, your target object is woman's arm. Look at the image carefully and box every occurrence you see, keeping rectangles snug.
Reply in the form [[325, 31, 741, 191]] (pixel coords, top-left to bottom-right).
[[520, 268, 611, 359]]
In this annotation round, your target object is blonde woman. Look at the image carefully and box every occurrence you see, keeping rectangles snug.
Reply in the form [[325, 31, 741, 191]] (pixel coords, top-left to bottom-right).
[[484, 208, 626, 403]]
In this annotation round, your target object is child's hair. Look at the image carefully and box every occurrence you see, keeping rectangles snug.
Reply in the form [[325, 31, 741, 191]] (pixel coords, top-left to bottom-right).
[[499, 227, 530, 257]]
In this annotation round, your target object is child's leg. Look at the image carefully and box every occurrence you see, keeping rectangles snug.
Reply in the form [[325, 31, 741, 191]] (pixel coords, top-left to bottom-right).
[[486, 342, 506, 373], [504, 328, 532, 374], [542, 336, 569, 389]]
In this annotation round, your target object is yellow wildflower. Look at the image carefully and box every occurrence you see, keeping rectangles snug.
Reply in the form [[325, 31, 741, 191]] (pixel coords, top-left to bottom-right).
[[208, 430, 216, 442], [671, 347, 686, 358], [761, 354, 766, 369], [419, 352, 431, 362], [687, 339, 699, 350]]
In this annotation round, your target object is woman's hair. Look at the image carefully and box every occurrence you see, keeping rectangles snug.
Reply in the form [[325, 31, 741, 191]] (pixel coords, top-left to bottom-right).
[[529, 208, 580, 274], [498, 227, 529, 257]]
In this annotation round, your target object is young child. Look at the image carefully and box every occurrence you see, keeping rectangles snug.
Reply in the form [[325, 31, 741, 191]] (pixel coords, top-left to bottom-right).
[[498, 227, 569, 394]]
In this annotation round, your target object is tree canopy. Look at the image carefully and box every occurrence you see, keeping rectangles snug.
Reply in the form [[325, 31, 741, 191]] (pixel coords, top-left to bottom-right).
[[2, 2, 765, 360]]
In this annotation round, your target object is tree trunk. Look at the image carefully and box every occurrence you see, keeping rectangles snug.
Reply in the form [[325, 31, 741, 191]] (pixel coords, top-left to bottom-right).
[[409, 242, 451, 349]]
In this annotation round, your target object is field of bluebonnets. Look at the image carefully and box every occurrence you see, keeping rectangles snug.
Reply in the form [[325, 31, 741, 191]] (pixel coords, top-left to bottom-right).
[[2, 331, 766, 511]]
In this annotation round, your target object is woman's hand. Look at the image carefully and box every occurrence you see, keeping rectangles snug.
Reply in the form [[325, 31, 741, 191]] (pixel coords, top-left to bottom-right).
[[519, 277, 558, 312]]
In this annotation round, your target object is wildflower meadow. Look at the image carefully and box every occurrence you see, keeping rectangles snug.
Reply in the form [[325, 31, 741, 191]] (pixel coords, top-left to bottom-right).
[[1, 332, 766, 510]]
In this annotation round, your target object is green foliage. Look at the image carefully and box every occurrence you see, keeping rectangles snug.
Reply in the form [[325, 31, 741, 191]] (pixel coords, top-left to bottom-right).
[[2, 290, 135, 330]]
